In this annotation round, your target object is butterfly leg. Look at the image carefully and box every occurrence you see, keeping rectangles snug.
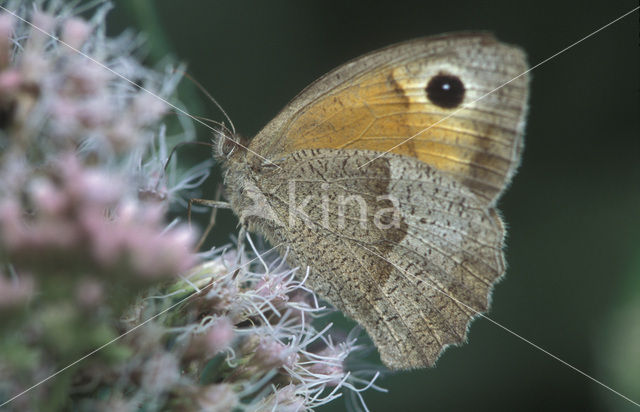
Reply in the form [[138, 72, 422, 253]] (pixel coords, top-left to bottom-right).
[[188, 184, 231, 250]]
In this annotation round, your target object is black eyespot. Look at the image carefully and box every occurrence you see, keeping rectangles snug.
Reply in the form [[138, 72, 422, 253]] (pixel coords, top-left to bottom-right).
[[425, 74, 465, 109]]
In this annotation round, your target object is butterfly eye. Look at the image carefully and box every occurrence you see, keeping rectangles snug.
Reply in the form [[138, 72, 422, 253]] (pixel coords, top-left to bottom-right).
[[425, 73, 465, 109], [220, 137, 237, 157]]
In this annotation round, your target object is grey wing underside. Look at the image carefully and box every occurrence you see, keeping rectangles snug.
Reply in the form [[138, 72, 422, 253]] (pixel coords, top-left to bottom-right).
[[252, 148, 505, 369]]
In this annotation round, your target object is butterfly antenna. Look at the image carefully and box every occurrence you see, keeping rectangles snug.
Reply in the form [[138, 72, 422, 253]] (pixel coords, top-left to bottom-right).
[[154, 140, 218, 192], [177, 112, 233, 137], [177, 69, 236, 135], [163, 141, 217, 174]]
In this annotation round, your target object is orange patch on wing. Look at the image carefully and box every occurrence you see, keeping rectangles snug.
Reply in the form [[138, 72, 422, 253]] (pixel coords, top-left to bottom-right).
[[283, 74, 521, 200]]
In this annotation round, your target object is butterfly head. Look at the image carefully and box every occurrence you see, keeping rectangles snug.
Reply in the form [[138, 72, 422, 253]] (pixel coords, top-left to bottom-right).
[[213, 125, 248, 164]]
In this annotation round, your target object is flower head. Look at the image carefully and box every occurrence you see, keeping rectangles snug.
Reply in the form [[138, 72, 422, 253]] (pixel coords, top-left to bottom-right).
[[0, 1, 383, 411]]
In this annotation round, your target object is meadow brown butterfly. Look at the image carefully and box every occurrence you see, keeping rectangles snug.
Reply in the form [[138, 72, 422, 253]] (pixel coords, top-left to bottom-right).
[[217, 32, 528, 370]]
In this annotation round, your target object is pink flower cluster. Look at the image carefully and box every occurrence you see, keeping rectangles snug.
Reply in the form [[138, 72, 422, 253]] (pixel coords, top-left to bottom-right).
[[0, 154, 196, 280], [0, 1, 201, 308], [0, 7, 169, 154], [150, 247, 385, 411], [0, 2, 382, 411]]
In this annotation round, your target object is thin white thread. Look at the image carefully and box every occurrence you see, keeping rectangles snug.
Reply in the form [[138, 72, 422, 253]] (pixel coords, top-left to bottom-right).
[[0, 4, 281, 170], [356, 243, 640, 407], [359, 6, 640, 168], [0, 244, 283, 408]]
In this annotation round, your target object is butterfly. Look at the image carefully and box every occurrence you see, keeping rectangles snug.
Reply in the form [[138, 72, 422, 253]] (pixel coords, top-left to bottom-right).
[[214, 32, 528, 369]]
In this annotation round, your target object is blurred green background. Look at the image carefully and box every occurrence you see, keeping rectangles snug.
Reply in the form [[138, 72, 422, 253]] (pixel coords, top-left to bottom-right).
[[108, 1, 639, 411]]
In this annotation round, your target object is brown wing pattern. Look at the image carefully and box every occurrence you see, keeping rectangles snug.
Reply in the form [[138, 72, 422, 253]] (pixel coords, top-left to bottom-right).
[[249, 149, 505, 369]]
